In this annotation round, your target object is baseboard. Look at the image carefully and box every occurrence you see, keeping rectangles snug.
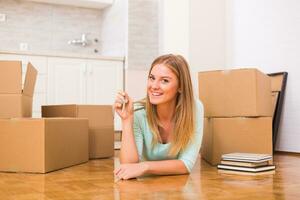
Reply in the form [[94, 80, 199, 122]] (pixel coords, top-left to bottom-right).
[[275, 150, 300, 156]]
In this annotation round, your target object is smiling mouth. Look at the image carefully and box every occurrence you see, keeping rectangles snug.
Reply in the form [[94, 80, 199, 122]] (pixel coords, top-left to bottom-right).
[[150, 92, 163, 97]]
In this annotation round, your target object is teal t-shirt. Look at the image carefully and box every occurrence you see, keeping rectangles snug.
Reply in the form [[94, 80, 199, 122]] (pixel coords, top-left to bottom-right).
[[133, 99, 204, 172]]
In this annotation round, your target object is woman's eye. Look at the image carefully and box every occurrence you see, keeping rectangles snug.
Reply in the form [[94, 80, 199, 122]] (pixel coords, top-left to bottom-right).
[[149, 76, 155, 81], [161, 79, 169, 84]]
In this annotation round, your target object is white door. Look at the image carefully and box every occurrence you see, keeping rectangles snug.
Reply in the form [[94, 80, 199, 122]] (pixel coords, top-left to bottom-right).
[[47, 57, 86, 104], [86, 60, 123, 104]]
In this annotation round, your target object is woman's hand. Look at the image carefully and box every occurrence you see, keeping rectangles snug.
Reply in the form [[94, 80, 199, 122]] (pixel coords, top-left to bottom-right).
[[114, 163, 149, 180], [114, 91, 133, 121]]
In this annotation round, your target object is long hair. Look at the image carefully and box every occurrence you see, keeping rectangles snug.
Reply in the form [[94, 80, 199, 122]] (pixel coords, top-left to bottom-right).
[[143, 54, 195, 156]]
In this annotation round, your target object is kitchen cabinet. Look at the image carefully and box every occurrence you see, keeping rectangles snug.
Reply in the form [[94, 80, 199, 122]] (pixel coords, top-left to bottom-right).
[[47, 57, 87, 104], [47, 57, 123, 105], [86, 60, 123, 104]]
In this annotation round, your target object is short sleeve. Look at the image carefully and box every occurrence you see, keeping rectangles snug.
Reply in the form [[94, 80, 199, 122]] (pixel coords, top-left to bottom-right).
[[133, 110, 145, 161], [178, 100, 204, 172]]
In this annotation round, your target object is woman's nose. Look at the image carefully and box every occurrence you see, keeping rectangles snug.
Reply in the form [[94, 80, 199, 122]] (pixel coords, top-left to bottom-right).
[[150, 80, 160, 89]]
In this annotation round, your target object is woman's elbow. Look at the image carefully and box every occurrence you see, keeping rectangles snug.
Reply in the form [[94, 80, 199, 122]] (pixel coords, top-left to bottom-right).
[[119, 150, 139, 164], [178, 161, 190, 174], [181, 167, 190, 175]]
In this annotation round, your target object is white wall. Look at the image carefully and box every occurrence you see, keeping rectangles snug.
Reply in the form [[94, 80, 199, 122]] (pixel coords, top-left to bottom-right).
[[159, 0, 190, 59], [226, 0, 300, 152], [189, 0, 226, 97], [101, 0, 127, 57], [128, 0, 159, 70]]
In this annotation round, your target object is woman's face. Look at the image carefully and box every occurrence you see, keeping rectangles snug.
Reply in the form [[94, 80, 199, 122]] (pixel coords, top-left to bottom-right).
[[147, 64, 179, 106]]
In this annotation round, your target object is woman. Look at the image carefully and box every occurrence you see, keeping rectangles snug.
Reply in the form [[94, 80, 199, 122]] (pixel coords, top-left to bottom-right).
[[114, 54, 204, 180]]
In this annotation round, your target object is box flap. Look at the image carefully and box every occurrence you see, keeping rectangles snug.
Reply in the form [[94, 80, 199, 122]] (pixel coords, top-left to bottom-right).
[[0, 61, 22, 94], [23, 62, 37, 97]]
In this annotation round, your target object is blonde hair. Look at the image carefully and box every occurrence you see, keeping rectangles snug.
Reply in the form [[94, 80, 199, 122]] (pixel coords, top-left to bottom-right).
[[141, 54, 195, 156]]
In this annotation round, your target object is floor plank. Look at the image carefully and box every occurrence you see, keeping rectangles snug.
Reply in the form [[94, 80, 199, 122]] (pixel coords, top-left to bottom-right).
[[0, 152, 299, 199]]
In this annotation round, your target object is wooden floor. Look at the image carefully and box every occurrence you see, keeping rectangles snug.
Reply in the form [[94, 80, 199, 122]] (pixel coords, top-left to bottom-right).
[[0, 152, 299, 200]]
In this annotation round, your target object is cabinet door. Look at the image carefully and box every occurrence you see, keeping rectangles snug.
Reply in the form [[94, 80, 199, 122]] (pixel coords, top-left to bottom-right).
[[47, 57, 86, 104], [0, 54, 47, 117], [87, 60, 123, 131], [86, 60, 123, 104]]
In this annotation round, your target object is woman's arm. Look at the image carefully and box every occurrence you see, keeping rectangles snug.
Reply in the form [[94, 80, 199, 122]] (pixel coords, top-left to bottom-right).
[[143, 159, 188, 175], [120, 118, 139, 163], [114, 92, 139, 164], [114, 159, 188, 180]]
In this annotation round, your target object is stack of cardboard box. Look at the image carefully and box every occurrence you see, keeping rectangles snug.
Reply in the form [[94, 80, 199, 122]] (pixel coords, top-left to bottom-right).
[[198, 68, 273, 165], [0, 61, 89, 173]]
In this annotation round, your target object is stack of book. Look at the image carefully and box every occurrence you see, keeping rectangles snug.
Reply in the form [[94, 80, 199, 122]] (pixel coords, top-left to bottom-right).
[[217, 153, 275, 175]]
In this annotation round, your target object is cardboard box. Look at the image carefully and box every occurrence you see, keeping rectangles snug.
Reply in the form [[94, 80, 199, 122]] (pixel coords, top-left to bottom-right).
[[42, 105, 114, 159], [198, 68, 272, 117], [0, 118, 88, 173], [270, 74, 283, 92], [0, 61, 37, 118], [201, 117, 273, 165]]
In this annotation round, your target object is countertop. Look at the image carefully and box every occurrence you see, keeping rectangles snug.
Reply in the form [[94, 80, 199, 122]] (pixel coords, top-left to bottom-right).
[[0, 50, 124, 62]]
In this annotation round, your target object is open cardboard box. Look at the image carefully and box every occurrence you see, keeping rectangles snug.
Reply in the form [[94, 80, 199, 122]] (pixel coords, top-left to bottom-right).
[[0, 61, 37, 118]]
